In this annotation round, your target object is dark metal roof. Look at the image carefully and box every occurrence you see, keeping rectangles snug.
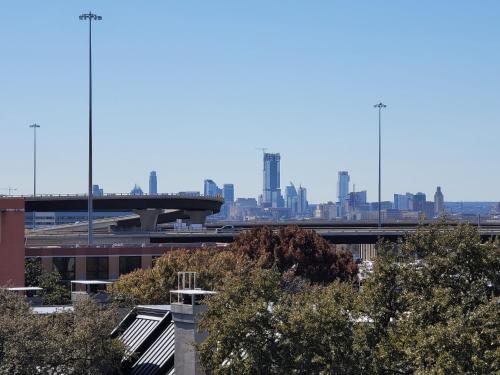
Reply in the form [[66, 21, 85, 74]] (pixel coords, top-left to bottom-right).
[[112, 305, 176, 375], [121, 314, 163, 356], [131, 322, 175, 375]]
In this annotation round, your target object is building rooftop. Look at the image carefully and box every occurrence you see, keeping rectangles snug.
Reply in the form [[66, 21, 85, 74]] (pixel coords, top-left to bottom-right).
[[70, 280, 113, 285], [112, 305, 175, 375], [169, 289, 217, 295]]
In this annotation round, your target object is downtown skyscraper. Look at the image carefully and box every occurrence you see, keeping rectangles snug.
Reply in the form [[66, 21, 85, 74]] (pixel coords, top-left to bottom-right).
[[434, 186, 444, 216], [262, 153, 283, 208], [149, 171, 157, 195], [222, 184, 235, 203], [204, 179, 221, 197], [337, 171, 350, 216], [337, 171, 350, 204]]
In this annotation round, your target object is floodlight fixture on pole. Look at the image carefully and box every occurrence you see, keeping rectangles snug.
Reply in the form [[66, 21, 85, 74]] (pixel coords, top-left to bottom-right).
[[29, 123, 40, 229], [79, 12, 102, 246], [373, 102, 387, 235]]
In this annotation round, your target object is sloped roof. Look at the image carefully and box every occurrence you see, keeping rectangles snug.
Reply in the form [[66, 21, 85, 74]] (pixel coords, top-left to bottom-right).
[[131, 322, 175, 375], [112, 305, 175, 375]]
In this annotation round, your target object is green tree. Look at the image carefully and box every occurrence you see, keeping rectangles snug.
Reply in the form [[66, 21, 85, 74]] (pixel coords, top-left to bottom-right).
[[24, 257, 42, 287], [358, 224, 500, 374], [57, 300, 125, 375], [38, 270, 71, 305], [198, 268, 284, 374], [273, 283, 359, 374], [0, 289, 124, 374], [24, 257, 71, 305], [111, 248, 247, 305], [111, 226, 358, 305], [199, 223, 499, 374], [198, 268, 361, 374]]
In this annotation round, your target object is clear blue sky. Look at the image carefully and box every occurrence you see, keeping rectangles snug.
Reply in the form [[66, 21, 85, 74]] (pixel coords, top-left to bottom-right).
[[1, 1, 499, 202]]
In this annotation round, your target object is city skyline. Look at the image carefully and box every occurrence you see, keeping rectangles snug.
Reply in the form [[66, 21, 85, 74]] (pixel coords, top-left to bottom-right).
[[2, 1, 500, 201]]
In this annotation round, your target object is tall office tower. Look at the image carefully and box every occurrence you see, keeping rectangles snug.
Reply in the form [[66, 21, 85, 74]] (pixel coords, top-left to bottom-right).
[[285, 184, 298, 215], [262, 153, 283, 207], [92, 184, 104, 196], [356, 190, 367, 205], [337, 171, 350, 204], [220, 184, 235, 219], [222, 184, 234, 203], [413, 192, 426, 213], [424, 201, 435, 219], [204, 179, 221, 197], [394, 193, 410, 210], [149, 171, 157, 195], [337, 171, 350, 216], [406, 193, 415, 211], [434, 186, 444, 216], [348, 190, 367, 212], [297, 186, 308, 215]]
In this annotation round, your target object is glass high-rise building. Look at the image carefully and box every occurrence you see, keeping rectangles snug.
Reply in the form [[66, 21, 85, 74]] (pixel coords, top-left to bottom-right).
[[394, 193, 415, 211], [337, 171, 350, 204], [204, 179, 221, 197], [413, 192, 426, 213], [222, 184, 234, 203], [348, 191, 367, 212], [285, 184, 298, 215], [297, 186, 308, 215], [262, 153, 283, 207], [92, 184, 104, 197], [394, 193, 408, 210], [149, 171, 157, 195]]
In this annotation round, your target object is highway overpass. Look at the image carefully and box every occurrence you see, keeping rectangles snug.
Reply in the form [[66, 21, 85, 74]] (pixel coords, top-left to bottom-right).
[[22, 194, 224, 230], [26, 223, 500, 246]]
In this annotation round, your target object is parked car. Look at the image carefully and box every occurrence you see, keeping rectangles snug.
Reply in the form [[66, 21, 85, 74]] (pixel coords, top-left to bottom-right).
[[215, 225, 239, 233]]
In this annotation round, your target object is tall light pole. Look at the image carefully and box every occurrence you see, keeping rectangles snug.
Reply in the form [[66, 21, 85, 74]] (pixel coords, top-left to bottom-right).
[[29, 123, 40, 229], [374, 102, 386, 234], [80, 12, 102, 246]]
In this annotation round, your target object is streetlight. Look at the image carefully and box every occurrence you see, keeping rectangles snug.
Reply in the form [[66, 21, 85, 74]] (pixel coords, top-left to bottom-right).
[[79, 12, 102, 246], [373, 102, 387, 234], [29, 123, 40, 229]]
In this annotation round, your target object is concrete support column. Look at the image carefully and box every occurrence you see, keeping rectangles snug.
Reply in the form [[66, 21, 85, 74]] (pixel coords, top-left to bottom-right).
[[133, 209, 163, 231], [141, 255, 152, 270], [75, 257, 86, 280], [184, 210, 211, 225], [109, 256, 119, 280]]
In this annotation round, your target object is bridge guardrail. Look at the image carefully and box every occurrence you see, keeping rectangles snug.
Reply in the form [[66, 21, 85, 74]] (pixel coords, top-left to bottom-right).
[[2, 193, 224, 202]]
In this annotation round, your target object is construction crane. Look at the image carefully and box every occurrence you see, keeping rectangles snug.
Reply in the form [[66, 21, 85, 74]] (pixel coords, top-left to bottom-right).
[[0, 187, 18, 196]]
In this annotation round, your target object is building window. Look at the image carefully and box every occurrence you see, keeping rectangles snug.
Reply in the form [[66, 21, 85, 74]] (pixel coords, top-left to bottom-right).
[[86, 257, 109, 280], [119, 256, 141, 276], [53, 257, 76, 281]]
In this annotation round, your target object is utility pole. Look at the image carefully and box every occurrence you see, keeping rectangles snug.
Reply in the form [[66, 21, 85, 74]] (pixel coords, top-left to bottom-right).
[[29, 123, 40, 229], [1, 187, 18, 196], [79, 12, 102, 246], [374, 102, 387, 236]]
